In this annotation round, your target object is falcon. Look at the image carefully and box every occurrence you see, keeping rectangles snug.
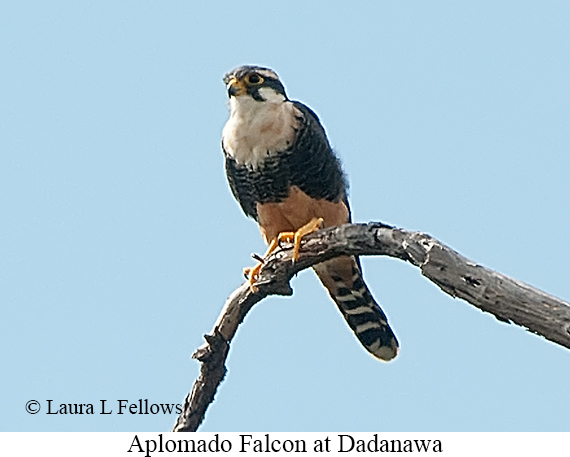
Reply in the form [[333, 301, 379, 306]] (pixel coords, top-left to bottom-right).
[[221, 65, 399, 361]]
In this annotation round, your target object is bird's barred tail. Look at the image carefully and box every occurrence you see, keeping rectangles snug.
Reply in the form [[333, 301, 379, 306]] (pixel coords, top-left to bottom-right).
[[313, 256, 399, 361]]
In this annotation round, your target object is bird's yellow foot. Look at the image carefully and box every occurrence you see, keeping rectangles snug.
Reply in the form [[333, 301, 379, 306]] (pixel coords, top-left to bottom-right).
[[279, 217, 324, 262], [245, 218, 324, 292], [245, 238, 280, 292]]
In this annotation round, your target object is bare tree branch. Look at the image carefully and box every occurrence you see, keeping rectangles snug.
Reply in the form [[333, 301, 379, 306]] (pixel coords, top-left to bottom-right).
[[172, 222, 570, 432]]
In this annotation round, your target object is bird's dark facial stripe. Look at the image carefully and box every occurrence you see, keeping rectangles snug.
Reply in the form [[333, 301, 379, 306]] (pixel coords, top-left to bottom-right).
[[250, 89, 266, 102]]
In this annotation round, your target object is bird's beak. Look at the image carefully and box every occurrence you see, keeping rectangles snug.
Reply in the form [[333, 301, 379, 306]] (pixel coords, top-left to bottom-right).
[[227, 78, 247, 97]]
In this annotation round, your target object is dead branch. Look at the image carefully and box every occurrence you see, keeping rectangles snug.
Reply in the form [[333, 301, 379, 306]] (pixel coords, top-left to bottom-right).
[[172, 222, 570, 432]]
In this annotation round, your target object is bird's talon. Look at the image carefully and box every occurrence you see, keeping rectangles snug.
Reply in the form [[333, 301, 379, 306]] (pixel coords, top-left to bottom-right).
[[246, 261, 264, 292], [251, 253, 264, 263]]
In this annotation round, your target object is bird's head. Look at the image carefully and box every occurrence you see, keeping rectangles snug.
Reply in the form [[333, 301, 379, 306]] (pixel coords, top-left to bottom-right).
[[223, 65, 288, 103]]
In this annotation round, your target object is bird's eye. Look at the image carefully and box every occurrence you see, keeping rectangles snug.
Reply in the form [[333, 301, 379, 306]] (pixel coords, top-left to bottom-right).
[[246, 74, 263, 85]]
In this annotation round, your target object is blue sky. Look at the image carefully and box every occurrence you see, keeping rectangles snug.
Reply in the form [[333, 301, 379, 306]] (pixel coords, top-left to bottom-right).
[[1, 1, 569, 432]]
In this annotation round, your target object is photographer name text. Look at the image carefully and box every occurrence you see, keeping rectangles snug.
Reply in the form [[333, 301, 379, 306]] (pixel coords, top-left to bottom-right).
[[40, 399, 181, 415]]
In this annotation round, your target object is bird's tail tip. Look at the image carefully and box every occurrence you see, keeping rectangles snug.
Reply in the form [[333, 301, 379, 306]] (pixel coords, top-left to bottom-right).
[[367, 334, 399, 361], [355, 319, 399, 361]]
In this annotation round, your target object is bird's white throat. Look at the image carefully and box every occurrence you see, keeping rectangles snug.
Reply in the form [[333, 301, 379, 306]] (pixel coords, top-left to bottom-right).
[[222, 88, 299, 168]]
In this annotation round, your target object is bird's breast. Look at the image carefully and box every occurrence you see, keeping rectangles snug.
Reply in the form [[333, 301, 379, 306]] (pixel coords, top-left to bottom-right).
[[222, 100, 301, 168]]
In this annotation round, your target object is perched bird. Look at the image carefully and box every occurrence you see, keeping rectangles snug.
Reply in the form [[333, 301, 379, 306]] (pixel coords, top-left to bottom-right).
[[221, 65, 399, 361]]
